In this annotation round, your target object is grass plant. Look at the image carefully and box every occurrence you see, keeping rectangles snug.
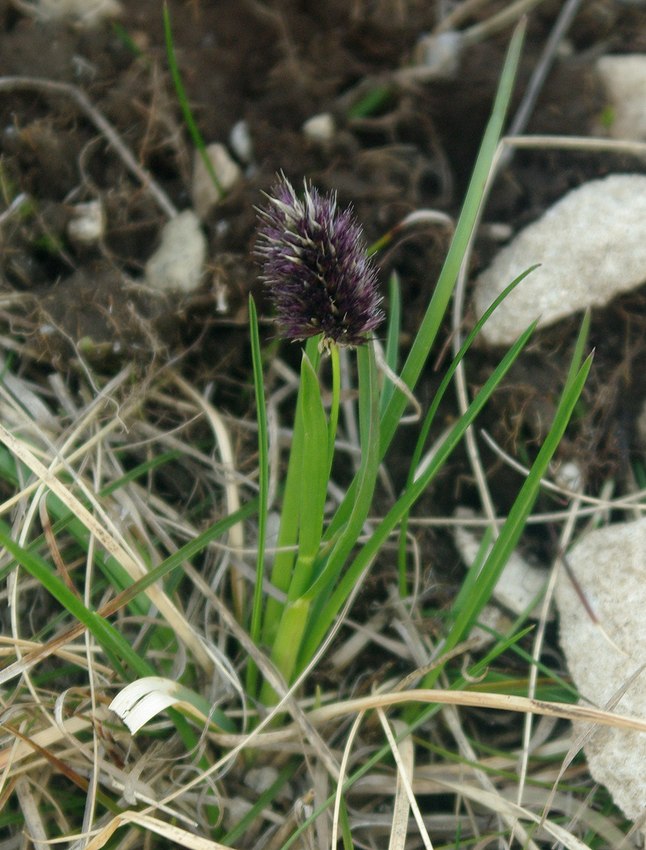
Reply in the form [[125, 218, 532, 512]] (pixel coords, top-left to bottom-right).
[[0, 16, 641, 850]]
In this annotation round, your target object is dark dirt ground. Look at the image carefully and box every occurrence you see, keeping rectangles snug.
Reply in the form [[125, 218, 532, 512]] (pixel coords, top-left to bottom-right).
[[2, 0, 646, 644], [4, 1, 646, 846]]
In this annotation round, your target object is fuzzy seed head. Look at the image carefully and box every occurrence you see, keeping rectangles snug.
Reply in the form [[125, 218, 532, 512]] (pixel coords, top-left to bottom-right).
[[255, 174, 384, 346]]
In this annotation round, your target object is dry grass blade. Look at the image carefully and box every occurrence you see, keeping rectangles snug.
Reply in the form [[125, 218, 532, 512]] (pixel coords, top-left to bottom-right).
[[304, 689, 646, 734], [0, 715, 92, 771], [14, 776, 48, 850], [431, 777, 594, 850], [172, 373, 246, 620], [0, 420, 215, 674], [378, 714, 431, 850], [83, 811, 237, 850]]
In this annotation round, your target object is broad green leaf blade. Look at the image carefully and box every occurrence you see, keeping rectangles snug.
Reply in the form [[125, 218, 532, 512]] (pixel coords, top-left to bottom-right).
[[294, 353, 329, 576], [247, 296, 270, 696], [261, 336, 321, 644], [302, 343, 380, 606], [299, 322, 536, 666], [379, 271, 402, 415]]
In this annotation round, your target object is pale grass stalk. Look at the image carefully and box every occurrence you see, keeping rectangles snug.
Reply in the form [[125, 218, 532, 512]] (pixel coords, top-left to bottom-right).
[[0, 77, 177, 218], [81, 446, 102, 845], [431, 0, 489, 32], [441, 702, 540, 850], [200, 684, 646, 754], [0, 369, 140, 518], [117, 571, 367, 833], [504, 133, 646, 158], [330, 711, 365, 850], [0, 420, 215, 673], [436, 777, 598, 850], [540, 660, 646, 833], [373, 338, 422, 425], [460, 0, 543, 47], [15, 776, 51, 850], [313, 759, 330, 850], [479, 427, 646, 515], [307, 689, 646, 732], [377, 713, 432, 850], [179, 559, 340, 781], [515, 485, 583, 813], [406, 496, 646, 527], [0, 715, 94, 772], [82, 811, 233, 850], [0, 636, 111, 674], [172, 373, 246, 619]]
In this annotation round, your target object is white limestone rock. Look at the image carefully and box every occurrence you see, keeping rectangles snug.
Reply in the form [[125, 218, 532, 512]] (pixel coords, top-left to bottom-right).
[[145, 210, 206, 293], [191, 143, 242, 219], [555, 518, 646, 825], [303, 113, 335, 143], [597, 54, 646, 141], [67, 200, 104, 245], [473, 174, 646, 346]]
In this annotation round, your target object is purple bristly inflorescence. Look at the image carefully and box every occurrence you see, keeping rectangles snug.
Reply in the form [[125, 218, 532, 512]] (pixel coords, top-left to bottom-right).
[[255, 174, 384, 347]]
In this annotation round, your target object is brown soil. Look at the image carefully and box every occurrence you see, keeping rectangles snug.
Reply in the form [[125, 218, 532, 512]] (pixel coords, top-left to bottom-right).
[[0, 6, 645, 577], [1, 0, 646, 627]]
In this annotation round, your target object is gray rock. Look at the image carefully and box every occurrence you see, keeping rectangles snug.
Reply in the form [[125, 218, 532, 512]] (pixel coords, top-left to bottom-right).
[[473, 174, 646, 346], [145, 210, 206, 293], [555, 518, 646, 824]]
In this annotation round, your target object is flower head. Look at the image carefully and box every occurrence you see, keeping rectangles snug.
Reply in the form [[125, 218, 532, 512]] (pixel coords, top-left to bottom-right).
[[255, 174, 384, 347]]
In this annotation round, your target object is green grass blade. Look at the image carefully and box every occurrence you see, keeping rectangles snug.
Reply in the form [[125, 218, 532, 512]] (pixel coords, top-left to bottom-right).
[[302, 343, 380, 606], [299, 323, 536, 666], [378, 21, 525, 458], [379, 271, 401, 416], [398, 265, 538, 595], [162, 4, 223, 196], [291, 353, 329, 594], [261, 337, 322, 644], [247, 297, 270, 696], [440, 318, 593, 668], [325, 22, 525, 545], [0, 520, 145, 679], [263, 353, 331, 690]]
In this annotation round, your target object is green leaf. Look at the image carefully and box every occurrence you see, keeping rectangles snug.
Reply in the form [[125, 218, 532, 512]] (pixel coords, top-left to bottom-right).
[[247, 296, 270, 696], [299, 322, 537, 667], [434, 313, 592, 680], [379, 271, 402, 416], [302, 343, 380, 606], [378, 20, 525, 456]]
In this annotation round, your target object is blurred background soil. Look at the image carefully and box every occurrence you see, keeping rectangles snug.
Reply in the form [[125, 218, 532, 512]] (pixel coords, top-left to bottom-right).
[[1, 0, 646, 523]]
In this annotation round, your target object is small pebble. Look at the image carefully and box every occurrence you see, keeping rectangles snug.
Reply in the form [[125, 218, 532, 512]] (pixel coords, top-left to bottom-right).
[[67, 200, 104, 244], [597, 54, 646, 140], [302, 113, 335, 143], [145, 210, 206, 293], [229, 120, 254, 164], [191, 143, 242, 219]]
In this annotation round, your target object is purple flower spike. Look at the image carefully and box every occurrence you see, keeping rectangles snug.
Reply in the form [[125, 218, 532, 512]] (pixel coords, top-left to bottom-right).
[[255, 174, 384, 347]]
